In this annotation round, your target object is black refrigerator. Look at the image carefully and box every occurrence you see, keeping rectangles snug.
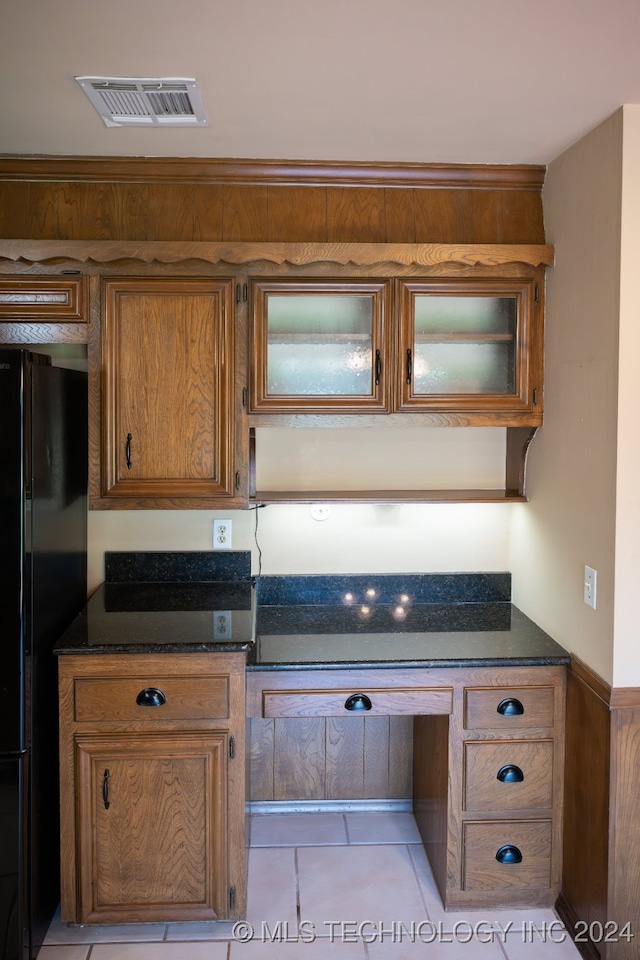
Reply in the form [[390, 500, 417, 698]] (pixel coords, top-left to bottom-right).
[[0, 349, 87, 960]]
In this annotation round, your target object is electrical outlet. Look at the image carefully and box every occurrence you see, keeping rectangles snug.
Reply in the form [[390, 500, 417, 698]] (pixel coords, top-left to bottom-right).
[[213, 519, 232, 550], [213, 611, 232, 640], [584, 565, 597, 609]]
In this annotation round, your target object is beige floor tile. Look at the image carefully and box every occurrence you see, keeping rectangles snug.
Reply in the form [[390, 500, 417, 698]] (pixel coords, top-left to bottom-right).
[[345, 812, 422, 845], [36, 947, 91, 960], [165, 920, 237, 940], [250, 813, 347, 847], [297, 844, 428, 929], [229, 936, 366, 958], [502, 931, 584, 958], [91, 943, 228, 960], [247, 846, 298, 927], [367, 936, 507, 958], [44, 918, 166, 945]]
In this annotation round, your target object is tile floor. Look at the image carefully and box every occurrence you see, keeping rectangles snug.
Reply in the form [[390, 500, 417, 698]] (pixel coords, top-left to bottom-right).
[[42, 811, 583, 959]]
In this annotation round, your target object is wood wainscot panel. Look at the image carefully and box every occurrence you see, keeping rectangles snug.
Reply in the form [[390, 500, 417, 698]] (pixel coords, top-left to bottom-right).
[[248, 716, 413, 803], [557, 656, 610, 960]]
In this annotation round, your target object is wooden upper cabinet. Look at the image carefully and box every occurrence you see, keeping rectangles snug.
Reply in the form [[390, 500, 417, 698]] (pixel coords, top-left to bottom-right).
[[250, 272, 543, 425], [397, 277, 543, 421], [101, 278, 237, 501], [249, 279, 392, 413]]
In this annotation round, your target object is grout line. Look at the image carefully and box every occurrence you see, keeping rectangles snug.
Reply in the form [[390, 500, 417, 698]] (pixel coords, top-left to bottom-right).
[[294, 846, 302, 929], [407, 842, 433, 922], [343, 812, 351, 844]]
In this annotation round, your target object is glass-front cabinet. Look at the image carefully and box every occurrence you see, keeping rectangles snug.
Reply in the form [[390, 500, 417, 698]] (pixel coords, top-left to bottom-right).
[[250, 280, 391, 412], [250, 274, 542, 424], [398, 278, 541, 417]]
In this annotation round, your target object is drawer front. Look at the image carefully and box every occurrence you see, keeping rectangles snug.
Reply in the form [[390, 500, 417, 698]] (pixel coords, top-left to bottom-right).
[[464, 687, 555, 730], [464, 740, 554, 811], [0, 277, 88, 321], [262, 688, 453, 718], [74, 676, 229, 722], [463, 820, 552, 891]]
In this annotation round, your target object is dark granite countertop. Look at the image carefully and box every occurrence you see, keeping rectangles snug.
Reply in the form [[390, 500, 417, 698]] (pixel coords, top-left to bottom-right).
[[54, 556, 569, 669], [54, 551, 255, 655], [248, 601, 569, 670]]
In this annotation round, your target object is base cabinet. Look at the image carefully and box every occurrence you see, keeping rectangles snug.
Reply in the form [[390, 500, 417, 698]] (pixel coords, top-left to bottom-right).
[[247, 664, 565, 911], [427, 668, 566, 910], [58, 653, 246, 924]]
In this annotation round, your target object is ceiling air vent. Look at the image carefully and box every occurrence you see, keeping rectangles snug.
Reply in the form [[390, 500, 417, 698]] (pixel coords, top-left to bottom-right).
[[75, 77, 208, 127]]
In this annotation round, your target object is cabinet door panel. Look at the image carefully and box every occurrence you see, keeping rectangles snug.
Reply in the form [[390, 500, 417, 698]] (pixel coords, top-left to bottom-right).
[[102, 279, 235, 499], [398, 278, 541, 419], [250, 280, 391, 412], [76, 734, 227, 923]]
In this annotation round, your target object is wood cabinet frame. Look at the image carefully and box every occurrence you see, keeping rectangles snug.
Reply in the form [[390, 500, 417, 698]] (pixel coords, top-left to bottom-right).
[[397, 276, 542, 419], [58, 652, 247, 924], [0, 240, 552, 506], [249, 278, 393, 413]]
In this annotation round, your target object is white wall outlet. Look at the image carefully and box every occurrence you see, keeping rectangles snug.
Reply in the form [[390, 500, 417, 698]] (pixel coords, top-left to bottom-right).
[[213, 518, 232, 550], [584, 565, 597, 609], [213, 611, 232, 640]]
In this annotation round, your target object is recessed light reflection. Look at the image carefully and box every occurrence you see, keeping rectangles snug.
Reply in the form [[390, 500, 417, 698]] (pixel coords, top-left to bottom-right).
[[400, 594, 409, 603], [360, 605, 371, 616], [366, 588, 376, 598], [344, 593, 354, 603], [393, 605, 407, 620]]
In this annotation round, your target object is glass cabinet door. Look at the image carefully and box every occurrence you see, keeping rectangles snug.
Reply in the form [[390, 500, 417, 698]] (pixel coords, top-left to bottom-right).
[[250, 280, 391, 412], [398, 279, 541, 416]]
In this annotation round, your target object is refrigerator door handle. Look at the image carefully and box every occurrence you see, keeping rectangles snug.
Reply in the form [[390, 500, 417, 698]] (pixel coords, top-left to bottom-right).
[[102, 769, 110, 809]]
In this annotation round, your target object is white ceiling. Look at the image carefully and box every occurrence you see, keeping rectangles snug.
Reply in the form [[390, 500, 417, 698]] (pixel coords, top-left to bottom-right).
[[3, 0, 640, 166]]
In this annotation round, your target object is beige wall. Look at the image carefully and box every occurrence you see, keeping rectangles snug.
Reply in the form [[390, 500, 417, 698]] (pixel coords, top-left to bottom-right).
[[88, 502, 511, 594], [613, 105, 640, 686], [510, 110, 623, 685], [88, 422, 513, 593]]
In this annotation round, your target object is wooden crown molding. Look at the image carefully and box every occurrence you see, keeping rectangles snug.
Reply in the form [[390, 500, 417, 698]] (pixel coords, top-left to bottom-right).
[[0, 240, 555, 268], [0, 155, 546, 191]]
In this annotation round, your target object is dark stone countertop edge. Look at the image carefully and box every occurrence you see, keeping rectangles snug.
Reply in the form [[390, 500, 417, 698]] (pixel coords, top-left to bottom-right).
[[54, 642, 253, 656], [246, 654, 571, 671]]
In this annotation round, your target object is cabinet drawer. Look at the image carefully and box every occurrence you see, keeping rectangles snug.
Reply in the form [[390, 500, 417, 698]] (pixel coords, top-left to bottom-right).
[[462, 820, 552, 891], [464, 740, 554, 811], [464, 687, 555, 730], [262, 687, 452, 718], [0, 277, 88, 321], [74, 676, 229, 722]]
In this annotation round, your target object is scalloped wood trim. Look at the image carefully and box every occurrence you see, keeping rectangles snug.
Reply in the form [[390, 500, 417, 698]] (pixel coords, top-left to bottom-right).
[[0, 240, 555, 268], [0, 156, 546, 190]]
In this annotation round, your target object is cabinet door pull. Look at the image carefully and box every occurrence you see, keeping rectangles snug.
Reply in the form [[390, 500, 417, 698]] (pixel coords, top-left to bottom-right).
[[344, 693, 372, 712], [125, 433, 133, 470], [406, 348, 412, 385], [136, 687, 167, 707], [375, 349, 382, 386], [495, 844, 522, 865], [103, 769, 110, 809], [496, 764, 524, 783], [496, 697, 524, 717]]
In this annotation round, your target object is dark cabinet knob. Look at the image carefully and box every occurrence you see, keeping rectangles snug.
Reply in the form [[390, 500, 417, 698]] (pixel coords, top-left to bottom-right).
[[344, 693, 372, 712], [495, 844, 523, 865], [136, 687, 166, 707], [496, 764, 525, 783], [497, 697, 524, 717]]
